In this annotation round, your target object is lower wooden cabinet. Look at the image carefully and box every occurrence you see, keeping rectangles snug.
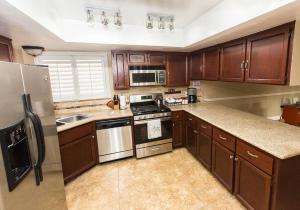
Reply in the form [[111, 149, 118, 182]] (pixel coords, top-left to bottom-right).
[[196, 132, 212, 170], [234, 156, 272, 210], [186, 115, 197, 155], [212, 141, 235, 192], [58, 122, 98, 183], [172, 120, 184, 148]]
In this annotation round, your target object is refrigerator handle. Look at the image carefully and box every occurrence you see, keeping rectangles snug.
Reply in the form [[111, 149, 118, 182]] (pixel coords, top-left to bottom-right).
[[22, 94, 45, 185]]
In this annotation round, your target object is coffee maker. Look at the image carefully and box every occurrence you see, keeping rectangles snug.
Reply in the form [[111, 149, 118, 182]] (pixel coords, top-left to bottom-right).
[[187, 88, 197, 103]]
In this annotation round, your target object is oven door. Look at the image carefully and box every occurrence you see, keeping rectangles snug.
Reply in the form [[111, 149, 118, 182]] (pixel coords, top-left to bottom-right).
[[129, 70, 157, 86], [133, 117, 172, 145]]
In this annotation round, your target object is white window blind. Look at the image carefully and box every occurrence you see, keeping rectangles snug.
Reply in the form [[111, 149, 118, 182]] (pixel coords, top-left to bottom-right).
[[36, 53, 111, 101]]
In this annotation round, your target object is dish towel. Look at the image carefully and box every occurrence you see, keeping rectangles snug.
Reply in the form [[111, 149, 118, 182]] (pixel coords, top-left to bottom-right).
[[147, 119, 162, 139]]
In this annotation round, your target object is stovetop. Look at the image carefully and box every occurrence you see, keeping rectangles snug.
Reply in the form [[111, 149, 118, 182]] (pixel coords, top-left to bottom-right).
[[130, 102, 171, 116]]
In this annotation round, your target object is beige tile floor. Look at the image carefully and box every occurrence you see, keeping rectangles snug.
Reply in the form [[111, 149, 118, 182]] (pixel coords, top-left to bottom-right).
[[65, 148, 246, 210]]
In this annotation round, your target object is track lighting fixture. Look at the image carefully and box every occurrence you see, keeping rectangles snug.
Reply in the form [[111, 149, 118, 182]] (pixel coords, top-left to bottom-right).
[[146, 14, 175, 31]]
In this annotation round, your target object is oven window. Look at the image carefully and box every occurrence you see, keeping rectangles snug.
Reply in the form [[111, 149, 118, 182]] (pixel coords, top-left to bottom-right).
[[132, 73, 156, 83], [134, 119, 172, 144]]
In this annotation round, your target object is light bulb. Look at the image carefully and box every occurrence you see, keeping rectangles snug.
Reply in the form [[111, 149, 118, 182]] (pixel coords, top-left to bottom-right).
[[158, 17, 165, 30], [101, 11, 109, 26], [114, 12, 122, 27], [146, 15, 153, 29], [86, 9, 95, 27]]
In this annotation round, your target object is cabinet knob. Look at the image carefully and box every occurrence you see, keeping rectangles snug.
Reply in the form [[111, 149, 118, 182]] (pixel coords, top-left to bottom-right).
[[234, 157, 239, 161], [193, 130, 198, 134], [229, 155, 234, 159], [172, 123, 175, 127], [92, 136, 95, 139]]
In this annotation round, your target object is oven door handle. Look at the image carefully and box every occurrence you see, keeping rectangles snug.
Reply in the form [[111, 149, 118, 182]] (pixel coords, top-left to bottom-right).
[[134, 117, 171, 125]]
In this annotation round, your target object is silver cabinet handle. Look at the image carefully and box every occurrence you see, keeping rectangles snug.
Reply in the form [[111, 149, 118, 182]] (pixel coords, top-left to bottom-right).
[[247, 151, 259, 158], [193, 130, 198, 134], [188, 118, 192, 121], [151, 147, 160, 151], [172, 123, 175, 127], [200, 125, 207, 129], [229, 155, 234, 159], [234, 157, 239, 161], [92, 136, 95, 139], [240, 60, 245, 70], [219, 135, 227, 140], [244, 60, 249, 70]]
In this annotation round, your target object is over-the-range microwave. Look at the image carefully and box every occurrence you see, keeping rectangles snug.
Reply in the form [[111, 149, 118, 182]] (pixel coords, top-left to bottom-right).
[[129, 65, 166, 87]]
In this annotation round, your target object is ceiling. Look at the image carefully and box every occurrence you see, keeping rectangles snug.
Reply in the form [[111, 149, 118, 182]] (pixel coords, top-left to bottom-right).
[[0, 0, 300, 52], [56, 0, 223, 27]]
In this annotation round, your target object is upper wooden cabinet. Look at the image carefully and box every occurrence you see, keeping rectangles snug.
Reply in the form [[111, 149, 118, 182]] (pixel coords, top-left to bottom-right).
[[245, 24, 291, 85], [112, 51, 129, 90], [220, 39, 246, 82], [166, 53, 188, 86], [190, 22, 295, 85], [128, 51, 166, 65], [189, 52, 203, 80], [0, 35, 13, 62], [202, 47, 220, 81]]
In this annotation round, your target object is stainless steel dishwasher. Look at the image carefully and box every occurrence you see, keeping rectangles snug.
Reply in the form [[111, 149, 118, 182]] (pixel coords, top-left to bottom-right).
[[96, 118, 133, 163]]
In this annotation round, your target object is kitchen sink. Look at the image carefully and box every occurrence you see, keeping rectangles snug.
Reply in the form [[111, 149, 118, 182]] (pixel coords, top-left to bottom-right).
[[56, 114, 91, 126]]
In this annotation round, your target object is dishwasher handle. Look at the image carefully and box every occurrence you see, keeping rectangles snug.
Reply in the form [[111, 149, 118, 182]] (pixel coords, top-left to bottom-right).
[[96, 118, 131, 130]]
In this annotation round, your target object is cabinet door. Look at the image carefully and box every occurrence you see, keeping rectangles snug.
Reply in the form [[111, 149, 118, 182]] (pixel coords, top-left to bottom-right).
[[234, 156, 272, 210], [172, 120, 183, 148], [220, 39, 246, 82], [167, 53, 188, 86], [202, 47, 220, 80], [0, 35, 13, 62], [212, 141, 234, 192], [112, 52, 129, 90], [186, 115, 197, 155], [148, 53, 166, 65], [245, 25, 291, 84], [128, 52, 147, 64], [189, 52, 203, 80], [60, 135, 97, 183], [196, 131, 212, 170]]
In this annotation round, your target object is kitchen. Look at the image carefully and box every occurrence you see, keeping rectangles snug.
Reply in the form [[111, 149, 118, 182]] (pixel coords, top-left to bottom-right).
[[1, 0, 300, 210]]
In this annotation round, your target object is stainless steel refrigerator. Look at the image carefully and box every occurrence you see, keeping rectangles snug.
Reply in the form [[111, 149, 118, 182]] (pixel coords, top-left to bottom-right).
[[0, 61, 68, 210]]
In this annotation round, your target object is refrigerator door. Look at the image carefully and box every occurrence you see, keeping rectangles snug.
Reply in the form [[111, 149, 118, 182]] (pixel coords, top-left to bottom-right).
[[0, 62, 34, 210], [20, 64, 68, 210]]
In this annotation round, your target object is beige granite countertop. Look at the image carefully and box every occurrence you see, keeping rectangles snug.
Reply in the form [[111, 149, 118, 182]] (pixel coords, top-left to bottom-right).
[[170, 103, 300, 159], [56, 108, 133, 132]]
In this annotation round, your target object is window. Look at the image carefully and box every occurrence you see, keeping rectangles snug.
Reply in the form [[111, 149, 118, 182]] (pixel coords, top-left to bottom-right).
[[36, 52, 111, 101]]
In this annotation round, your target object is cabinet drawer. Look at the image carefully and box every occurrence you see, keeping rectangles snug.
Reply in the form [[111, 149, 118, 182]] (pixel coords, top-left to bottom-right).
[[172, 111, 183, 121], [58, 122, 94, 146], [186, 114, 197, 127], [198, 120, 212, 137], [236, 141, 273, 175], [213, 128, 236, 151]]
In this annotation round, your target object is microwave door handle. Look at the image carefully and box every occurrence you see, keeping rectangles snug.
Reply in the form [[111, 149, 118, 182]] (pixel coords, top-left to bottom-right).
[[22, 94, 44, 185], [155, 71, 158, 84]]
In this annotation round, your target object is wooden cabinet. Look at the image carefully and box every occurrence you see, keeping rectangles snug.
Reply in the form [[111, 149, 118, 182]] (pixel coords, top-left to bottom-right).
[[212, 141, 235, 192], [172, 111, 185, 148], [202, 47, 220, 80], [189, 52, 203, 80], [186, 114, 197, 155], [245, 24, 291, 85], [148, 52, 166, 65], [220, 39, 246, 82], [128, 52, 147, 64], [112, 51, 129, 90], [196, 131, 212, 170], [128, 51, 166, 65], [0, 35, 13, 62], [58, 122, 98, 183], [166, 53, 188, 86], [189, 22, 294, 85], [234, 156, 272, 210], [196, 120, 212, 170]]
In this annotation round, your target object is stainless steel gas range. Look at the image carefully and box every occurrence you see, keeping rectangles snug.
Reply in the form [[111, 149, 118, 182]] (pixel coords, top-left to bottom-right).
[[130, 93, 172, 158]]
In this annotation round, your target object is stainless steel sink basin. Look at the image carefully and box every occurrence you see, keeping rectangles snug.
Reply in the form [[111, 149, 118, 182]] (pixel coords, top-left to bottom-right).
[[56, 114, 91, 126]]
